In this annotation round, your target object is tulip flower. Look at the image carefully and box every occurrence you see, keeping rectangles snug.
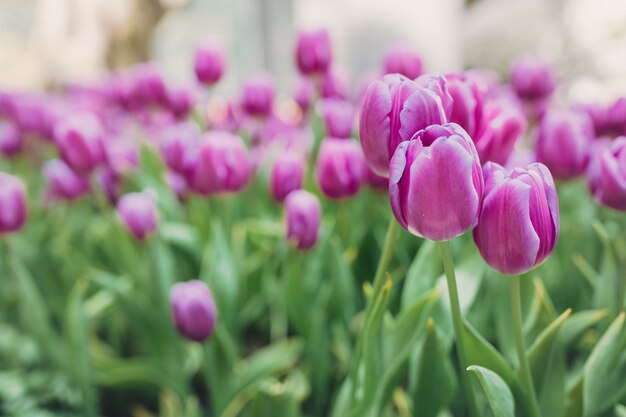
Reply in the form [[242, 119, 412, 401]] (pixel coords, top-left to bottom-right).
[[133, 63, 167, 106], [382, 43, 423, 79], [359, 74, 447, 177], [166, 171, 188, 201], [415, 74, 453, 118], [389, 123, 484, 241], [446, 73, 484, 138], [160, 122, 201, 174], [194, 43, 227, 86], [295, 29, 332, 76], [170, 280, 217, 342], [473, 162, 559, 274], [509, 57, 556, 102], [54, 112, 106, 175], [0, 173, 27, 234], [165, 86, 196, 119], [316, 138, 366, 199], [293, 77, 315, 114], [116, 191, 158, 241], [588, 137, 626, 210], [536, 109, 593, 180], [97, 167, 121, 204], [43, 159, 90, 201], [319, 67, 349, 100], [365, 165, 388, 191], [318, 99, 355, 138], [0, 120, 22, 156], [284, 189, 321, 250], [241, 73, 275, 117], [270, 151, 305, 202], [474, 98, 526, 165]]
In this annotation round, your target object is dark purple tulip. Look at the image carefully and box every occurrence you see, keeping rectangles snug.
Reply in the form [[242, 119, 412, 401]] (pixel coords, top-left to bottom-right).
[[473, 162, 559, 274], [241, 73, 275, 117], [316, 138, 366, 199], [0, 173, 27, 234], [295, 29, 332, 76], [319, 67, 349, 100], [294, 77, 315, 114], [318, 99, 355, 138], [285, 189, 321, 250], [389, 123, 484, 241], [54, 112, 106, 175], [184, 131, 250, 195], [270, 151, 305, 202], [0, 120, 22, 156], [474, 98, 526, 165], [588, 137, 626, 210], [43, 159, 89, 201], [536, 109, 593, 180], [359, 74, 447, 177], [509, 57, 556, 102], [383, 43, 423, 79], [160, 122, 200, 174], [194, 43, 226, 86], [116, 191, 158, 241], [170, 280, 217, 342]]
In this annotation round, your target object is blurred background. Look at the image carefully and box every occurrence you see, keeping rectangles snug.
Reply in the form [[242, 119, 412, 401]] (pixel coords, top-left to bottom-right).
[[1, 0, 626, 103]]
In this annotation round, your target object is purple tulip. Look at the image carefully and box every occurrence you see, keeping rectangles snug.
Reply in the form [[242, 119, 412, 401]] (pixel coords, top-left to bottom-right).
[[536, 109, 593, 180], [316, 138, 366, 199], [241, 73, 275, 117], [509, 57, 556, 102], [0, 173, 27, 234], [365, 165, 389, 191], [270, 151, 305, 202], [389, 123, 484, 241], [285, 189, 321, 250], [294, 77, 315, 114], [0, 120, 22, 156], [319, 67, 349, 100], [160, 122, 200, 174], [473, 162, 559, 274], [194, 43, 226, 86], [97, 167, 121, 204], [415, 74, 453, 118], [474, 98, 526, 165], [383, 43, 423, 79], [43, 159, 90, 201], [133, 63, 167, 106], [295, 29, 332, 76], [184, 131, 250, 195], [359, 74, 448, 177], [106, 138, 138, 174], [116, 191, 158, 241], [166, 171, 188, 201], [588, 137, 626, 210], [446, 73, 485, 138], [170, 280, 217, 342], [54, 112, 106, 175], [166, 86, 196, 119], [318, 99, 355, 138], [605, 98, 626, 137]]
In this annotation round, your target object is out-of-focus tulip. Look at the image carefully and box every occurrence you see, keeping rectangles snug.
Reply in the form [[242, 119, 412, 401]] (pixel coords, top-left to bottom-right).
[[295, 29, 332, 76], [389, 123, 483, 241], [606, 98, 626, 137], [446, 73, 484, 137], [588, 137, 626, 210], [316, 138, 366, 199], [359, 74, 447, 177], [194, 43, 226, 86], [318, 99, 355, 138], [54, 112, 106, 175], [506, 149, 536, 170], [473, 162, 559, 274], [474, 98, 526, 165], [134, 63, 167, 106], [365, 165, 388, 191], [509, 57, 555, 102], [106, 138, 138, 174], [170, 280, 217, 342], [43, 159, 89, 201], [241, 73, 275, 117], [160, 122, 200, 174], [270, 151, 305, 202], [97, 167, 121, 204], [116, 191, 158, 241], [536, 110, 593, 180], [166, 86, 196, 119], [184, 131, 250, 195], [284, 189, 321, 250], [294, 77, 315, 114], [382, 43, 423, 79], [319, 67, 349, 100], [0, 120, 22, 156], [0, 173, 27, 234], [166, 171, 188, 201]]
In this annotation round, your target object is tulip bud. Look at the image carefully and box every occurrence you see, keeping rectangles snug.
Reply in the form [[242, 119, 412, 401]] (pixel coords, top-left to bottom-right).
[[270, 151, 305, 202], [389, 123, 484, 241], [509, 57, 555, 102], [359, 74, 447, 177], [316, 138, 366, 199], [43, 159, 89, 201], [184, 131, 250, 195], [170, 280, 217, 342], [0, 120, 22, 156], [116, 191, 158, 241], [319, 67, 349, 100], [106, 138, 138, 175], [134, 63, 167, 106], [166, 86, 196, 119], [194, 43, 227, 86], [285, 190, 321, 250], [160, 122, 200, 174], [54, 112, 106, 175], [536, 110, 593, 180], [318, 99, 355, 138], [294, 77, 315, 114], [0, 173, 27, 234], [295, 29, 332, 76], [97, 167, 121, 204], [382, 43, 423, 79], [588, 137, 626, 210], [474, 98, 526, 165], [166, 171, 188, 201], [473, 162, 559, 274], [241, 73, 275, 117]]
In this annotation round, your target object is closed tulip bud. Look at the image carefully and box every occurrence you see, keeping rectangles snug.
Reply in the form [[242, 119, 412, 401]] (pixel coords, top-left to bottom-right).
[[194, 43, 226, 86], [54, 112, 106, 175], [285, 190, 321, 250], [588, 137, 626, 210], [43, 159, 89, 201], [319, 67, 349, 100], [184, 131, 250, 195], [474, 98, 526, 165], [170, 280, 217, 342], [166, 171, 188, 201], [166, 86, 196, 119], [509, 57, 555, 102], [359, 74, 448, 177], [536, 110, 593, 180], [0, 120, 22, 156], [160, 122, 200, 174], [316, 138, 366, 199], [116, 191, 158, 241], [0, 173, 27, 234], [318, 99, 355, 138], [295, 29, 332, 76], [389, 123, 484, 241], [473, 162, 559, 274], [294, 77, 315, 114], [241, 73, 275, 117], [134, 63, 167, 105], [383, 43, 423, 79], [270, 151, 305, 202]]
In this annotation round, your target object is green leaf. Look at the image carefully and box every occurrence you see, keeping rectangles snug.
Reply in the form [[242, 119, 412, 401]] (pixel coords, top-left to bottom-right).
[[401, 241, 441, 308], [560, 309, 608, 348], [562, 374, 584, 417], [468, 365, 515, 417], [463, 321, 516, 386]]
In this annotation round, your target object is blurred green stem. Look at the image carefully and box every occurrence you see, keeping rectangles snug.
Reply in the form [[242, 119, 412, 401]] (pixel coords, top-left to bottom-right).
[[510, 275, 542, 417], [438, 241, 479, 417], [369, 217, 398, 308]]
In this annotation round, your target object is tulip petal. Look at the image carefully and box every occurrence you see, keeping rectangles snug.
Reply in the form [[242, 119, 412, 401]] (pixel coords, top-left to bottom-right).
[[359, 81, 392, 176]]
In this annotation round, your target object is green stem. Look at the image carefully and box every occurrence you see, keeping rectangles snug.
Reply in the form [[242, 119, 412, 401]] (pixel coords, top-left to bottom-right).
[[369, 217, 398, 306], [438, 241, 479, 417], [510, 275, 542, 417]]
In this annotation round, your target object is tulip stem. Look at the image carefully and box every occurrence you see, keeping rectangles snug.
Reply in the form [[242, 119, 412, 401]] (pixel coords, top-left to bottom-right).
[[370, 217, 398, 304], [510, 275, 542, 417], [438, 241, 479, 417]]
